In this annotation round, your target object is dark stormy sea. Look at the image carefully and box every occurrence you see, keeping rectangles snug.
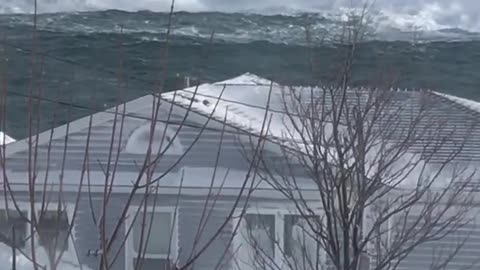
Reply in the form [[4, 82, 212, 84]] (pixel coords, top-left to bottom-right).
[[0, 8, 480, 138]]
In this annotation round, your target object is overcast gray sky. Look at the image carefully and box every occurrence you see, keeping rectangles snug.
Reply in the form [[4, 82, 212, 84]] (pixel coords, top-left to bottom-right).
[[2, 0, 479, 31]]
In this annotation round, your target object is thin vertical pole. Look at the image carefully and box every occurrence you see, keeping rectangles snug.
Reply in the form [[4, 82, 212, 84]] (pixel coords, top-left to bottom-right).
[[11, 226, 16, 270]]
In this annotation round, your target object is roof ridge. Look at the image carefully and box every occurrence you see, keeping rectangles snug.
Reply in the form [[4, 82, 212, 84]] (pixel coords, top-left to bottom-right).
[[430, 91, 480, 117], [213, 72, 273, 86]]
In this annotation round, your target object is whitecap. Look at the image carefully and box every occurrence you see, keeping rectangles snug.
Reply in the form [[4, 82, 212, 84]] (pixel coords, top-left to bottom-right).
[[1, 0, 479, 44]]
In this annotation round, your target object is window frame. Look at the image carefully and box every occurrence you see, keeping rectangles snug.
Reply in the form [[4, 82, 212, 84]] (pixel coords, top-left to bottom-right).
[[283, 213, 320, 258], [125, 205, 178, 269], [233, 204, 324, 269], [34, 202, 76, 259], [0, 201, 30, 248], [0, 201, 77, 260]]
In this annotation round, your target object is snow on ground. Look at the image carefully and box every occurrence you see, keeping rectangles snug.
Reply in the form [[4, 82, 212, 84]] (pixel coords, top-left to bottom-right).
[[0, 242, 91, 270]]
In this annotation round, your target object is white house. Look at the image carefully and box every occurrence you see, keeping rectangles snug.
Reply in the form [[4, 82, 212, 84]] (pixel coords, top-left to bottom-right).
[[0, 73, 479, 270]]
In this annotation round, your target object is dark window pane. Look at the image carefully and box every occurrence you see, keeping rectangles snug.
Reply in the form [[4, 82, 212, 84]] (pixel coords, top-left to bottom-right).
[[0, 209, 27, 248], [133, 212, 172, 255], [245, 214, 275, 258], [37, 210, 69, 253], [284, 214, 319, 268], [284, 215, 297, 256], [133, 258, 171, 270]]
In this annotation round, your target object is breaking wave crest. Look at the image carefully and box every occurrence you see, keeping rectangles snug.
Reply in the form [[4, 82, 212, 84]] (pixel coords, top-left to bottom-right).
[[1, 0, 479, 44]]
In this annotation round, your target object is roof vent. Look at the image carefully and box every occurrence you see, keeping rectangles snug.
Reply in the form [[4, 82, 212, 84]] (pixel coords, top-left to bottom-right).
[[202, 99, 211, 107]]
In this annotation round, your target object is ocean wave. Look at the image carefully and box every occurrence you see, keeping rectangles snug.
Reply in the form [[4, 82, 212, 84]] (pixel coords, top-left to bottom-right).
[[1, 0, 480, 32], [1, 9, 479, 45]]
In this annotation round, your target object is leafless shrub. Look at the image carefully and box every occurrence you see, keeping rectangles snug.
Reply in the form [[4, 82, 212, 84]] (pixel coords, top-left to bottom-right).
[[0, 1, 269, 270], [237, 7, 479, 270]]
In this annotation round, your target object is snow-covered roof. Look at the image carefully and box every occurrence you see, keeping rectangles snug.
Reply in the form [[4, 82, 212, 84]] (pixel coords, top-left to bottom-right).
[[0, 132, 15, 145], [162, 76, 293, 144], [213, 72, 274, 85], [162, 75, 480, 189], [2, 74, 304, 192], [3, 73, 480, 191], [432, 91, 480, 113], [165, 77, 480, 163]]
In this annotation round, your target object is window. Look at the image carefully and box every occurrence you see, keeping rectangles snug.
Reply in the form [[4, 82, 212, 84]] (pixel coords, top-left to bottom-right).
[[234, 208, 322, 270], [37, 209, 70, 254], [0, 204, 74, 248], [0, 209, 28, 248], [244, 213, 276, 261], [0, 202, 78, 267], [126, 208, 177, 270], [284, 214, 319, 266]]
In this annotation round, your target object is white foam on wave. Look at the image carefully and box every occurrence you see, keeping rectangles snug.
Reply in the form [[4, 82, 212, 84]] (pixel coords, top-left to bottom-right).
[[1, 0, 479, 40], [372, 2, 477, 32]]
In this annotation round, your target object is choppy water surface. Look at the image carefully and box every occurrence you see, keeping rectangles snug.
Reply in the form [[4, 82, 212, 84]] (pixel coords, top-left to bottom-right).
[[0, 10, 479, 137]]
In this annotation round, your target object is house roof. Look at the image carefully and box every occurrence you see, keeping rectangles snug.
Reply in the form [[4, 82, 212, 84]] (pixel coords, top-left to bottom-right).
[[0, 132, 15, 145], [2, 73, 480, 191], [166, 75, 480, 162], [1, 74, 290, 191]]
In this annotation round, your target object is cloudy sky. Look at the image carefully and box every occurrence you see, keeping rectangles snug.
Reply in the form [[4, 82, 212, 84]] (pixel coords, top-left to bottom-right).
[[2, 0, 479, 31]]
